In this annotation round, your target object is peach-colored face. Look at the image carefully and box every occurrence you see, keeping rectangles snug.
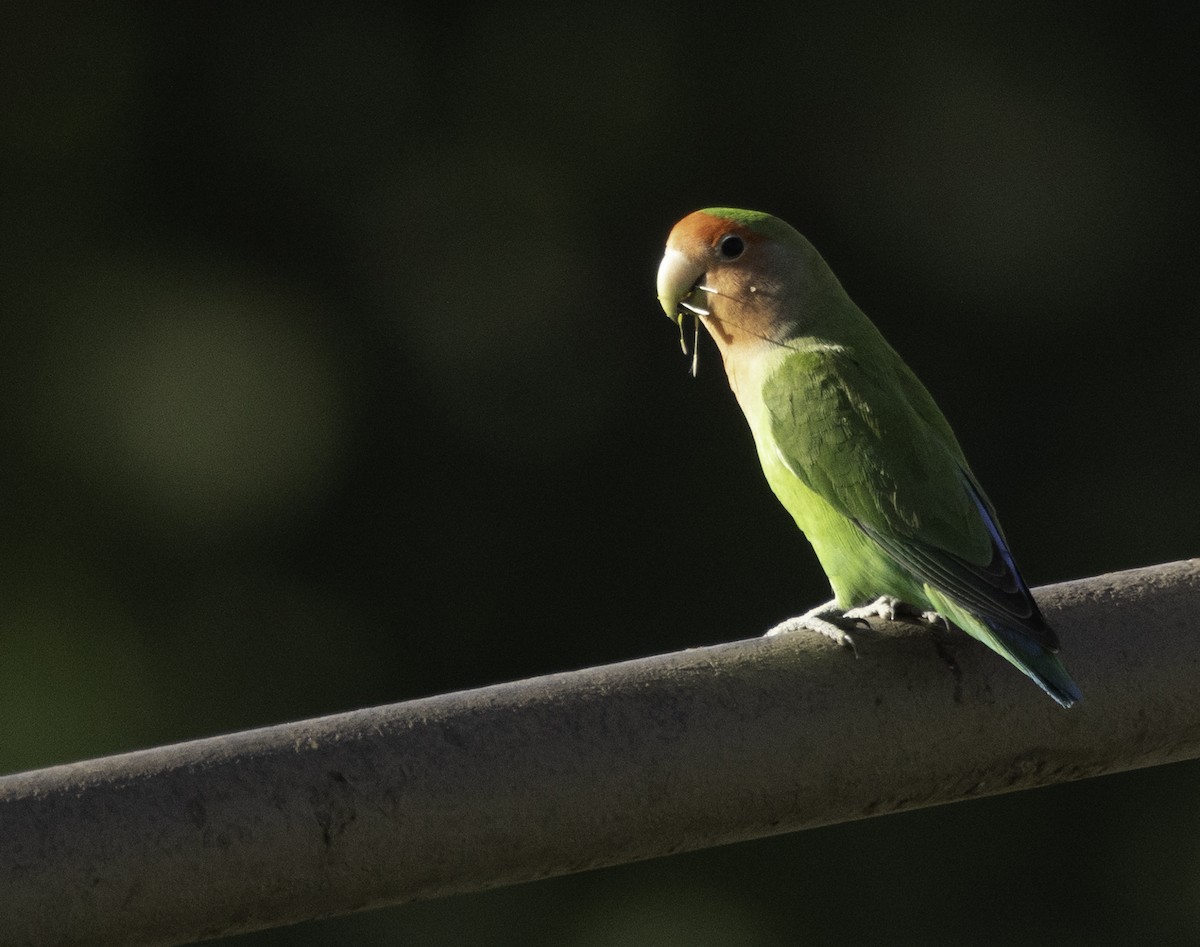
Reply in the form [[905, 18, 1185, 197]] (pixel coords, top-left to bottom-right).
[[658, 211, 783, 356]]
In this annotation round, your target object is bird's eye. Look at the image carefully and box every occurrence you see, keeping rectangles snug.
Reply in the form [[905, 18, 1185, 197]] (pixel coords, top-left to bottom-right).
[[718, 234, 745, 259]]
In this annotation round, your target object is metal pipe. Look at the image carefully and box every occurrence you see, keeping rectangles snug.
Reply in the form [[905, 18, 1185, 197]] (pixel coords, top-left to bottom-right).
[[3, 559, 1199, 946]]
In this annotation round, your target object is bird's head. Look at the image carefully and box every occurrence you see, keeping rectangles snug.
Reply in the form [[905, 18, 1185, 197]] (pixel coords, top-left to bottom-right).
[[657, 208, 830, 373]]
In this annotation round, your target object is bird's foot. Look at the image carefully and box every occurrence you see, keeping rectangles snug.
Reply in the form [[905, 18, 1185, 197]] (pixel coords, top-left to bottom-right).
[[843, 595, 906, 623], [844, 596, 947, 629], [920, 609, 950, 630], [764, 600, 859, 655]]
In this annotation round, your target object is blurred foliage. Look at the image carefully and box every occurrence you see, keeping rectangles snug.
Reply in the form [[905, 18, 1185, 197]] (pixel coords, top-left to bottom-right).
[[2, 1, 1199, 944]]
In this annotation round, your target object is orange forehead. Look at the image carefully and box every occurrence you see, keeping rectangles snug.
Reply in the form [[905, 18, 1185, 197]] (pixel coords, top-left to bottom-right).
[[672, 210, 765, 248]]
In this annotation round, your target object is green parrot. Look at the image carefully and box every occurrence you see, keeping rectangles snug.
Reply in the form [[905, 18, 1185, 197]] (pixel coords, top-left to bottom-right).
[[656, 207, 1081, 708]]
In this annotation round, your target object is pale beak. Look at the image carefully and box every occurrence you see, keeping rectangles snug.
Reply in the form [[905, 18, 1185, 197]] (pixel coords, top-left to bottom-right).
[[656, 247, 704, 322]]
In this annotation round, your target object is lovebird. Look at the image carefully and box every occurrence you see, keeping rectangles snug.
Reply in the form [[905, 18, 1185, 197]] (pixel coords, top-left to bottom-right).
[[656, 207, 1081, 708]]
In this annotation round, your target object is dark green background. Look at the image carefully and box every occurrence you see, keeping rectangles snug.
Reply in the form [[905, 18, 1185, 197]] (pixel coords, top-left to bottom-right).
[[4, 3, 1199, 944]]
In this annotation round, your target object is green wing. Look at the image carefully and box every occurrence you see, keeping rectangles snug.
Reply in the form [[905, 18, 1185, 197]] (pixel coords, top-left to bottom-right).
[[762, 344, 1058, 651]]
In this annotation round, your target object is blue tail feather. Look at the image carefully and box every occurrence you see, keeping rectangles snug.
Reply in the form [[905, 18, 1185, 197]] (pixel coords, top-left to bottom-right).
[[984, 617, 1082, 709]]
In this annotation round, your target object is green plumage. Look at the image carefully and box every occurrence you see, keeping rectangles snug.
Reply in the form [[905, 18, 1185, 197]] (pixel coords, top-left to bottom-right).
[[657, 207, 1081, 707]]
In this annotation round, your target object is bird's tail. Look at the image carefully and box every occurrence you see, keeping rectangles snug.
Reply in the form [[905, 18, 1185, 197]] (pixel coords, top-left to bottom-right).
[[976, 617, 1083, 709], [925, 590, 1082, 708]]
